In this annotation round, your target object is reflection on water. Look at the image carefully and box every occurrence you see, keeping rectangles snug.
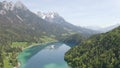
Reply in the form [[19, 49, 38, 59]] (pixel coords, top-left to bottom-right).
[[18, 43, 71, 68]]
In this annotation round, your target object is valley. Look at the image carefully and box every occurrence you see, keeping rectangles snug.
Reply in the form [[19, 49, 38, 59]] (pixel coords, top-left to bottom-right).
[[0, 0, 120, 68]]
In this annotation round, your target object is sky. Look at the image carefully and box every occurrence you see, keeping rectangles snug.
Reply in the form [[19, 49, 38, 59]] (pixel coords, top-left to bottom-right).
[[1, 0, 120, 27]]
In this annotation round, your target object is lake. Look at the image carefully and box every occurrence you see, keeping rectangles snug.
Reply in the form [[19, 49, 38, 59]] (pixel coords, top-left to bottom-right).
[[18, 42, 71, 68]]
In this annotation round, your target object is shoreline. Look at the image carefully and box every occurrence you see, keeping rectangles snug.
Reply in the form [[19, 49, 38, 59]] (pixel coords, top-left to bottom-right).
[[16, 41, 58, 68], [14, 62, 21, 68], [15, 44, 40, 68], [22, 41, 58, 50]]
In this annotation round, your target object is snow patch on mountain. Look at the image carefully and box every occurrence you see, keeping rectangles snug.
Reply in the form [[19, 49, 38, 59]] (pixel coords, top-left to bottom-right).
[[0, 10, 6, 15], [0, 1, 28, 12], [16, 15, 23, 22], [37, 11, 58, 19], [37, 11, 65, 23], [2, 1, 14, 11]]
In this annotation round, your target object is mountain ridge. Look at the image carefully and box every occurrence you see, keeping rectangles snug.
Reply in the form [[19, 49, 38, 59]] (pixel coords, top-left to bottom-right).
[[85, 24, 120, 33], [37, 11, 99, 36]]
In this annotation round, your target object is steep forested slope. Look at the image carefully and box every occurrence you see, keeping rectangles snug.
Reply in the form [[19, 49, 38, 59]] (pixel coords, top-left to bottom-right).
[[65, 26, 120, 68], [62, 33, 85, 46]]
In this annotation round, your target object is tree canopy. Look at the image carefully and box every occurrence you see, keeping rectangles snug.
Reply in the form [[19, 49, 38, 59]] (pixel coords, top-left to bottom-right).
[[65, 26, 120, 68]]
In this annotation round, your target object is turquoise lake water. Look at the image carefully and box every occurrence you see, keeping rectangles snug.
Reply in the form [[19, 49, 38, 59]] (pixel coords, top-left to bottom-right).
[[18, 43, 71, 68]]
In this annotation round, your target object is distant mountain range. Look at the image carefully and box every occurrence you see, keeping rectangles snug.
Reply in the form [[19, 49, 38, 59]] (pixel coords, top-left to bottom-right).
[[85, 24, 120, 33]]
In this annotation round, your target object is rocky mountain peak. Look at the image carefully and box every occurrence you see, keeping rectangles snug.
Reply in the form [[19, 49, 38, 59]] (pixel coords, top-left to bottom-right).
[[1, 1, 14, 11], [0, 1, 28, 15], [37, 11, 59, 19], [14, 1, 28, 10], [37, 11, 65, 23]]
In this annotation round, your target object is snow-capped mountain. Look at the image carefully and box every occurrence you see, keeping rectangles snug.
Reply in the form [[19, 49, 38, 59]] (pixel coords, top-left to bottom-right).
[[0, 1, 28, 15], [37, 11, 98, 35], [0, 1, 71, 41], [14, 1, 27, 10], [37, 11, 65, 23], [37, 12, 58, 19], [1, 1, 14, 10], [0, 0, 98, 42], [0, 1, 13, 15]]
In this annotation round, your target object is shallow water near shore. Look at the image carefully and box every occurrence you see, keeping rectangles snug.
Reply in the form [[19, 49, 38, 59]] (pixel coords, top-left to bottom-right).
[[18, 42, 70, 68]]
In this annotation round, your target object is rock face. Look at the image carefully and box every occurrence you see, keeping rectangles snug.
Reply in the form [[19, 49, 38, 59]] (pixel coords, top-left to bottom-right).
[[37, 12, 65, 23]]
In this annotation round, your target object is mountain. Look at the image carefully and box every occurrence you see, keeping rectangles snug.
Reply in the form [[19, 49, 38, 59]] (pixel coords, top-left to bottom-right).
[[37, 12, 98, 36], [85, 24, 120, 33], [37, 12, 63, 23], [102, 24, 120, 32], [84, 26, 103, 31], [65, 26, 120, 68], [0, 1, 70, 42], [0, 1, 98, 44]]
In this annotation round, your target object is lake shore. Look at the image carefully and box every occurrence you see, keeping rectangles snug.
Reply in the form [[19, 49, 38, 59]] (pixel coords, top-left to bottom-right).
[[16, 41, 58, 68], [17, 43, 70, 68], [14, 62, 20, 68]]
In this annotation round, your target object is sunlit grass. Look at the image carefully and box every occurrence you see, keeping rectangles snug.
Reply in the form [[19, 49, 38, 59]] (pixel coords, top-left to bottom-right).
[[4, 58, 13, 68]]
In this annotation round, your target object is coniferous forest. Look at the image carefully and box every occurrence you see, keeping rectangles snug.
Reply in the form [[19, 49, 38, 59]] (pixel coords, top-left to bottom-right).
[[65, 26, 120, 68]]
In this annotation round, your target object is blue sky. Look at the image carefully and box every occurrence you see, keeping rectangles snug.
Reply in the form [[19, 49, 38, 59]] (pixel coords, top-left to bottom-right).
[[2, 0, 120, 27]]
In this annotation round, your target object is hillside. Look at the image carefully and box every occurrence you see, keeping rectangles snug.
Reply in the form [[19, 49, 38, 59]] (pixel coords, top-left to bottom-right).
[[62, 33, 85, 47], [37, 12, 98, 36], [0, 1, 70, 43], [65, 26, 120, 68]]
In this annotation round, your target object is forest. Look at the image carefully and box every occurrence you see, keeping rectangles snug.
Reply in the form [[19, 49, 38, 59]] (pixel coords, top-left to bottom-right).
[[65, 26, 120, 68]]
